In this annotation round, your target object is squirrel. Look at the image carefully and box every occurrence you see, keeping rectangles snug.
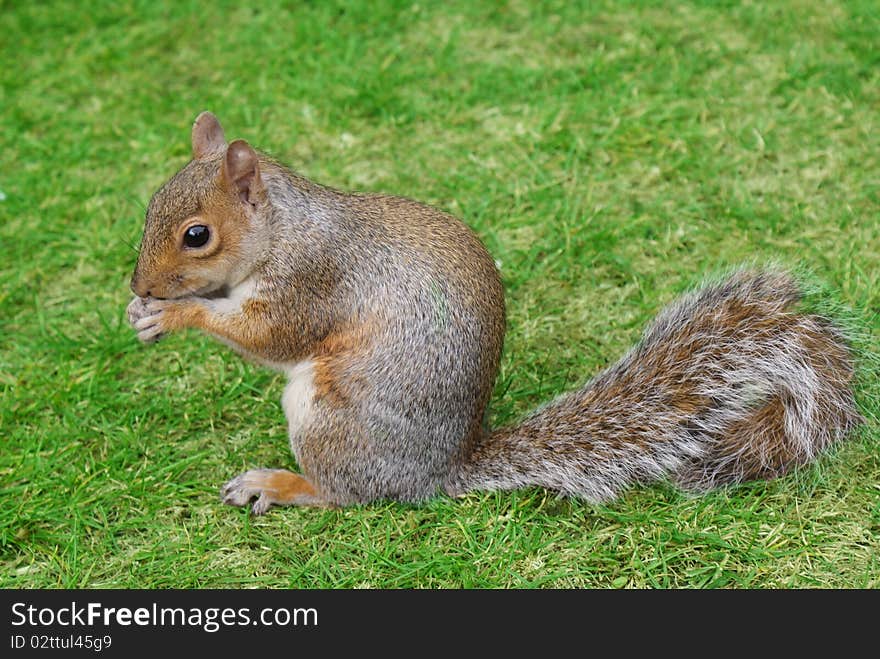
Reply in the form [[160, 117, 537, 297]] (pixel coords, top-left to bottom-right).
[[127, 111, 862, 514]]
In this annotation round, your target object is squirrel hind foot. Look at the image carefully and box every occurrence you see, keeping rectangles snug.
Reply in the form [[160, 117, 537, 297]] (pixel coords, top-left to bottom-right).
[[221, 468, 328, 514]]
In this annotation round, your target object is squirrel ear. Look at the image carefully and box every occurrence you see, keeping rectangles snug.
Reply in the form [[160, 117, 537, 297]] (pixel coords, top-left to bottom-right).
[[192, 111, 227, 160], [222, 139, 263, 205]]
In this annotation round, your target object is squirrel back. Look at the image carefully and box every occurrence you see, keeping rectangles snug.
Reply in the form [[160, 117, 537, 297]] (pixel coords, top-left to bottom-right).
[[129, 112, 862, 512]]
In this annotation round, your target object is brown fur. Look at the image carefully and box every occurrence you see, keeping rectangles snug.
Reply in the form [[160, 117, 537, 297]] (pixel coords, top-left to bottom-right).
[[258, 470, 319, 502], [312, 320, 379, 406]]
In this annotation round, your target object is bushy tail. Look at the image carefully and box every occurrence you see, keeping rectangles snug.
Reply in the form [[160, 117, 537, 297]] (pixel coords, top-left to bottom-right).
[[447, 269, 862, 503]]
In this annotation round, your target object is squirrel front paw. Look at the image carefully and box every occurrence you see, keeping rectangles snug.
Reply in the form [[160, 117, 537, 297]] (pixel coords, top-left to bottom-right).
[[126, 296, 178, 343]]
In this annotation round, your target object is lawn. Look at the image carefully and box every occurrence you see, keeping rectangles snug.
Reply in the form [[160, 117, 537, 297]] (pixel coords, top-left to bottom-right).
[[1, 0, 878, 588]]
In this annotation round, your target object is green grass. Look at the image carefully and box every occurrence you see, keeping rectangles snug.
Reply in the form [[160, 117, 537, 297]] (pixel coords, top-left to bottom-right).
[[2, 0, 878, 589]]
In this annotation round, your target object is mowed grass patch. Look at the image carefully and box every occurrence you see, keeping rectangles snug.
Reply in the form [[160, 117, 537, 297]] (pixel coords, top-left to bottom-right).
[[1, 0, 877, 588]]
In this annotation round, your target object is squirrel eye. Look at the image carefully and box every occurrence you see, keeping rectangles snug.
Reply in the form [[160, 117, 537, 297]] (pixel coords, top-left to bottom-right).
[[183, 225, 210, 248]]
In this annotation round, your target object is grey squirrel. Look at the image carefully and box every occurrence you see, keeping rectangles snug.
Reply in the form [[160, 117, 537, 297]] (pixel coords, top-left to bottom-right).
[[127, 111, 861, 514]]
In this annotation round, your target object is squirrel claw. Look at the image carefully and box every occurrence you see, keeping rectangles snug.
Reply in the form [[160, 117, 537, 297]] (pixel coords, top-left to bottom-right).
[[220, 474, 255, 507], [251, 493, 272, 516], [127, 296, 169, 343], [126, 296, 150, 326], [221, 468, 324, 513], [221, 472, 273, 515]]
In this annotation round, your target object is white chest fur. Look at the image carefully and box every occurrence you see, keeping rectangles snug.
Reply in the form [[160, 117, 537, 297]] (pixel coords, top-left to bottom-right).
[[203, 277, 262, 359], [209, 276, 258, 315], [281, 360, 316, 436]]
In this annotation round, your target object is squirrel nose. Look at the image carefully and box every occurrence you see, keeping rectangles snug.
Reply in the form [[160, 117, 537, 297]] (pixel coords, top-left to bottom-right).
[[130, 274, 151, 298]]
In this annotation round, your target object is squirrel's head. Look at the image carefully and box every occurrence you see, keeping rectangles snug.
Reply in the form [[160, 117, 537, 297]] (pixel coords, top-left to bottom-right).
[[130, 112, 271, 299]]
